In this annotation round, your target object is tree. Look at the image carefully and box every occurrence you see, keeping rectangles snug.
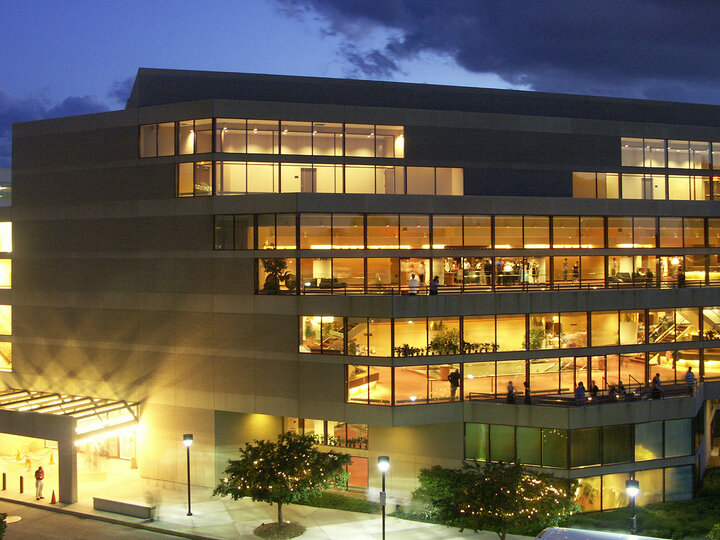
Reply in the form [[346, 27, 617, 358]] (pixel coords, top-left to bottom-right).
[[213, 433, 351, 530], [412, 462, 578, 540]]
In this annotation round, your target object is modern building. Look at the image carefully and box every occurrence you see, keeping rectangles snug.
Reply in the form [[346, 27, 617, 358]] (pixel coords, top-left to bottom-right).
[[5, 68, 720, 508]]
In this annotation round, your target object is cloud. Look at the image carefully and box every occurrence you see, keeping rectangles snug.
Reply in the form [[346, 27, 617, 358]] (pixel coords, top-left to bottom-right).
[[0, 91, 109, 168], [277, 0, 720, 104], [109, 77, 134, 105]]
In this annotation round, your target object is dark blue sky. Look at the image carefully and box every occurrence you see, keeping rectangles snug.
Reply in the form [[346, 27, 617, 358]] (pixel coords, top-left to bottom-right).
[[3, 0, 720, 168]]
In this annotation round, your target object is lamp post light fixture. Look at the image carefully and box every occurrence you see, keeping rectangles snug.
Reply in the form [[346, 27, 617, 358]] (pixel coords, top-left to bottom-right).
[[183, 434, 194, 516], [377, 456, 390, 540], [625, 478, 639, 534]]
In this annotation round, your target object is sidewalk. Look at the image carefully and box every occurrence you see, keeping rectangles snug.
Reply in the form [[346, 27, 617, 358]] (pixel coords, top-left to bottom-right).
[[0, 466, 531, 540]]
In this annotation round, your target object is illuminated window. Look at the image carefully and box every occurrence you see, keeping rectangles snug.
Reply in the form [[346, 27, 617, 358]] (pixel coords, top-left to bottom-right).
[[0, 305, 11, 335], [0, 223, 11, 252], [0, 259, 10, 288]]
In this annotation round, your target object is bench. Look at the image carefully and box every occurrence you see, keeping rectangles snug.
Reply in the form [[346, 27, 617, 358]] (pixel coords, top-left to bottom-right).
[[93, 497, 154, 519]]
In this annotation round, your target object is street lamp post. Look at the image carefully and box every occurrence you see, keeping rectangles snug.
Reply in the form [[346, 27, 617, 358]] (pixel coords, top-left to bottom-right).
[[183, 434, 194, 516], [625, 478, 639, 534], [377, 456, 390, 540]]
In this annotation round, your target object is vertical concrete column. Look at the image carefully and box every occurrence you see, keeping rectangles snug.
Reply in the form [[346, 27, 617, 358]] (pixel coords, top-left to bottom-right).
[[58, 423, 78, 504]]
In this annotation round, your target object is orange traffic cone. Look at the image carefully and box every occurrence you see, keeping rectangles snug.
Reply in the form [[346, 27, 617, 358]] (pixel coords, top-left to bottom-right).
[[49, 452, 54, 465], [50, 490, 56, 504]]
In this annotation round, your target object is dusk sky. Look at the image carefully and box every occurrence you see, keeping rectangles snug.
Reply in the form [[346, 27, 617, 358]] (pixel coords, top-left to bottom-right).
[[3, 0, 720, 168]]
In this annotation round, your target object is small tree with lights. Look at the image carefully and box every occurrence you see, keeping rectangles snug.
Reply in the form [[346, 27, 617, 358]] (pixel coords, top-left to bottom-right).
[[456, 461, 578, 539], [213, 433, 351, 538], [413, 462, 578, 540]]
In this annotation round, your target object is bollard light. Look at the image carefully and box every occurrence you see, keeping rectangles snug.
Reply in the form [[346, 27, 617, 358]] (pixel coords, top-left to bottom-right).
[[378, 456, 390, 540], [626, 479, 639, 534], [183, 434, 193, 516]]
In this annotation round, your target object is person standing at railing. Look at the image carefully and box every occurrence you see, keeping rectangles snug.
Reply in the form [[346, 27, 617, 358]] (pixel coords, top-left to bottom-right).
[[574, 382, 586, 404], [651, 373, 662, 399], [448, 369, 461, 399], [685, 366, 696, 396], [429, 276, 439, 295], [618, 380, 627, 399], [506, 381, 516, 403], [407, 274, 419, 295]]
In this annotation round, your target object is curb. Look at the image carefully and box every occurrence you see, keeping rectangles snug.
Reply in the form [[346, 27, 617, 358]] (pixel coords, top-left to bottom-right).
[[0, 496, 219, 540]]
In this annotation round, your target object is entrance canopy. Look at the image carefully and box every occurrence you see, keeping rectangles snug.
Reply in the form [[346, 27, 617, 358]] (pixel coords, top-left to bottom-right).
[[0, 388, 138, 442]]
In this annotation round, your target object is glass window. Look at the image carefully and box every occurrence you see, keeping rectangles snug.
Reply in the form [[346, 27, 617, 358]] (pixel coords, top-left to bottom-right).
[[0, 306, 11, 336], [580, 256, 604, 285], [332, 214, 364, 249], [0, 260, 11, 289], [524, 216, 549, 248], [581, 216, 604, 248], [406, 167, 435, 195], [300, 214, 331, 249], [367, 215, 398, 249], [375, 125, 404, 158], [634, 217, 656, 248], [176, 163, 193, 197], [669, 175, 698, 200], [529, 358, 559, 393], [607, 217, 633, 248], [257, 214, 276, 249], [591, 311, 619, 347], [598, 173, 620, 199], [554, 256, 579, 284], [553, 216, 579, 248], [276, 214, 296, 249], [436, 168, 464, 195], [665, 419, 692, 458], [333, 258, 364, 292], [367, 258, 398, 293], [345, 124, 375, 157], [542, 428, 567, 468], [490, 425, 515, 462], [464, 216, 491, 248], [684, 218, 705, 247], [621, 174, 643, 199], [645, 139, 666, 167], [376, 166, 404, 194], [300, 257, 331, 290], [494, 216, 523, 249], [659, 218, 683, 247], [573, 172, 596, 198], [465, 423, 488, 461], [495, 360, 525, 398], [281, 121, 312, 155], [463, 316, 495, 352], [429, 363, 460, 401], [602, 425, 632, 464], [345, 165, 376, 194], [691, 141, 710, 169], [260, 258, 296, 293], [314, 163, 341, 193], [214, 215, 234, 250], [394, 318, 428, 357], [635, 469, 663, 506], [279, 163, 306, 193], [178, 120, 194, 155], [561, 312, 588, 348], [516, 427, 542, 466], [247, 120, 279, 154], [575, 476, 601, 512], [245, 162, 277, 193], [570, 428, 601, 468], [711, 256, 720, 286], [313, 122, 343, 156], [394, 365, 428, 405], [368, 319, 392, 357], [463, 362, 496, 398], [428, 318, 460, 356], [602, 472, 631, 510], [432, 216, 463, 249], [347, 319, 368, 357], [665, 466, 693, 502], [621, 138, 644, 167], [703, 348, 720, 380], [620, 310, 645, 345], [496, 315, 526, 352], [215, 161, 246, 195], [713, 142, 720, 169], [528, 314, 558, 351], [139, 124, 157, 157], [216, 118, 246, 153], [400, 215, 430, 249], [668, 140, 690, 168]]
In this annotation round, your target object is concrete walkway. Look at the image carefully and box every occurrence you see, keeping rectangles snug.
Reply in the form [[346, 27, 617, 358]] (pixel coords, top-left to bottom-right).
[[0, 456, 533, 539], [0, 477, 533, 539]]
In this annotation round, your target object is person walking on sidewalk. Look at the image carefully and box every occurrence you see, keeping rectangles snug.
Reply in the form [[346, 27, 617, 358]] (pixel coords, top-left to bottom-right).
[[35, 466, 45, 500]]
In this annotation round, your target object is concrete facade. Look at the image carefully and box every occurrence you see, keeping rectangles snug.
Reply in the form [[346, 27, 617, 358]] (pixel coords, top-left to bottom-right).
[[5, 68, 720, 508]]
